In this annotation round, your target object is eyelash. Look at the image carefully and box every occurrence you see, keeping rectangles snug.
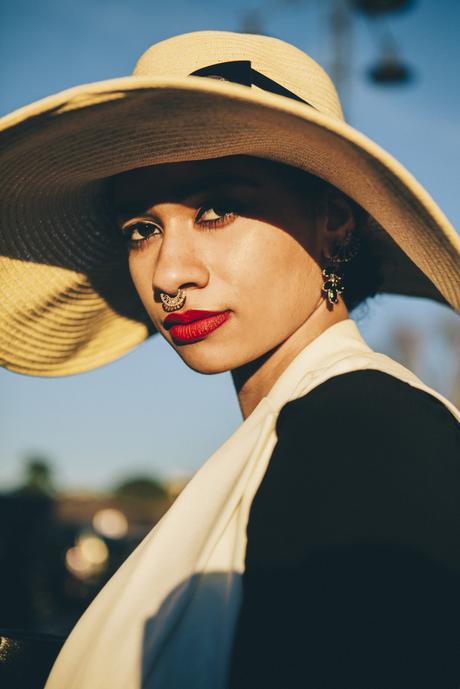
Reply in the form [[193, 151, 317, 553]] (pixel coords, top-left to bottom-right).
[[121, 203, 237, 251]]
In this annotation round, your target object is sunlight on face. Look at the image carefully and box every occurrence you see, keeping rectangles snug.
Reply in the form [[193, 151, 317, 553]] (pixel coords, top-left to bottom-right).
[[110, 155, 329, 374]]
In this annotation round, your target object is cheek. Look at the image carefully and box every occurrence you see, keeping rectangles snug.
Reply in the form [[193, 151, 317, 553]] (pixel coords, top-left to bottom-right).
[[226, 222, 320, 318], [128, 251, 154, 303]]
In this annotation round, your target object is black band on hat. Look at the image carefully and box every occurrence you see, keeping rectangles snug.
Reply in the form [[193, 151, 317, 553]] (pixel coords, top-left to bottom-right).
[[189, 60, 317, 109]]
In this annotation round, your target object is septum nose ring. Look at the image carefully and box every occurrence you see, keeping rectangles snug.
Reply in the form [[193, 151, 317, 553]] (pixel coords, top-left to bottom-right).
[[159, 288, 186, 312]]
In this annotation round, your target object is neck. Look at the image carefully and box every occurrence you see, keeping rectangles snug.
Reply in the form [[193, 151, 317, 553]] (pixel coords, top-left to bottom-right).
[[231, 300, 349, 419]]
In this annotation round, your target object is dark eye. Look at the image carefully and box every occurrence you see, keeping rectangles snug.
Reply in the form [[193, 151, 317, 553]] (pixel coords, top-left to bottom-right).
[[196, 202, 236, 228], [197, 205, 227, 220], [122, 221, 161, 242]]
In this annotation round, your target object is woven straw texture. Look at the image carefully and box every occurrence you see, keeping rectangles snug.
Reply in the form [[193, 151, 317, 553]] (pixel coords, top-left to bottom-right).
[[1, 30, 459, 376]]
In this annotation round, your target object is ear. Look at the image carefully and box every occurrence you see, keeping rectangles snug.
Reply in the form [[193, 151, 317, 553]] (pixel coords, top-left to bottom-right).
[[319, 189, 356, 260]]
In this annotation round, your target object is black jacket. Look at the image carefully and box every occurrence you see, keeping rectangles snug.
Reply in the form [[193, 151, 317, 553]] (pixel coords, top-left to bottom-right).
[[3, 370, 459, 689], [227, 369, 460, 689]]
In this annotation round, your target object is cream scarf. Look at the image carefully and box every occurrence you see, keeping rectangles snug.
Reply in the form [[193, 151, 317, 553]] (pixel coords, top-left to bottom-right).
[[44, 318, 460, 689]]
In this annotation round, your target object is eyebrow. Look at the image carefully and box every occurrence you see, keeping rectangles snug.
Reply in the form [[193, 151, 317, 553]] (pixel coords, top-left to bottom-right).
[[113, 173, 260, 217]]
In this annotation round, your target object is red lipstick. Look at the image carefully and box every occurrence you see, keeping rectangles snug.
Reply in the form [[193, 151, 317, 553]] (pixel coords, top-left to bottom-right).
[[163, 309, 231, 343]]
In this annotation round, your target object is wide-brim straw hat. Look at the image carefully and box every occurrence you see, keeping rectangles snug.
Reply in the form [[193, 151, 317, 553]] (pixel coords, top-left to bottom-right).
[[1, 29, 459, 377]]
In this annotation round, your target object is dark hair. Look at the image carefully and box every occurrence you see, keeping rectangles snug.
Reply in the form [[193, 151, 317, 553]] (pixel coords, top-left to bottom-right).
[[338, 200, 385, 313], [285, 165, 385, 314]]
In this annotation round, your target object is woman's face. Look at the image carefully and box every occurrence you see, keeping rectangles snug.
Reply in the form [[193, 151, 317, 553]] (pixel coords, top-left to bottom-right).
[[111, 155, 339, 374]]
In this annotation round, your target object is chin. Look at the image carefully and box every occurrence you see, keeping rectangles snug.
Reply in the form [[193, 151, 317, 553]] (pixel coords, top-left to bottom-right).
[[174, 343, 247, 375]]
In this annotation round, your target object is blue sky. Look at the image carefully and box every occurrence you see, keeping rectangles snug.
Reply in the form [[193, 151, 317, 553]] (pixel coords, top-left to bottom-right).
[[1, 0, 459, 491]]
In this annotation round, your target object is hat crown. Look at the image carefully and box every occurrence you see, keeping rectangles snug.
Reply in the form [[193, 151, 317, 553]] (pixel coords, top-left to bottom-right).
[[133, 30, 344, 121]]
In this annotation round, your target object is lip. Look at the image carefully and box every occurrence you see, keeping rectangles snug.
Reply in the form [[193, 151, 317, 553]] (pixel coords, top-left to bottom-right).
[[165, 310, 232, 343], [163, 309, 229, 329]]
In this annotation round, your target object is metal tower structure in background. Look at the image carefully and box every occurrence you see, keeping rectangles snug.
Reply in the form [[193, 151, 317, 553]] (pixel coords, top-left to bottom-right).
[[328, 0, 354, 117], [239, 0, 416, 122]]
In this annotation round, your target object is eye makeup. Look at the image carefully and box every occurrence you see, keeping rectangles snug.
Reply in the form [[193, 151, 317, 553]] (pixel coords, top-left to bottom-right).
[[120, 200, 238, 250]]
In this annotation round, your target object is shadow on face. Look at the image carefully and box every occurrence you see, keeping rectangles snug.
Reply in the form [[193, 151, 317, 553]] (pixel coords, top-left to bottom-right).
[[109, 154, 323, 250], [108, 154, 330, 364]]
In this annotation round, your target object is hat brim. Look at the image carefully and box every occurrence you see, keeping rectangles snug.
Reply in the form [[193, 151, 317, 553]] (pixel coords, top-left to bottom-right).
[[1, 75, 459, 376]]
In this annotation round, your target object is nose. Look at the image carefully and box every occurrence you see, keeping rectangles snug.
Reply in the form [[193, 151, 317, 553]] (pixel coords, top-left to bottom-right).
[[152, 223, 209, 301]]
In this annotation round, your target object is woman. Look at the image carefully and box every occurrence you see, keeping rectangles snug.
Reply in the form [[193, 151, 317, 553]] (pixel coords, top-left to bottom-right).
[[1, 29, 459, 689]]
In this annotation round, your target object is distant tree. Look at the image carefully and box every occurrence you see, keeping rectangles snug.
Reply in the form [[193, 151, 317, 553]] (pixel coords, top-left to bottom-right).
[[16, 454, 56, 496], [112, 475, 167, 500], [386, 324, 422, 376], [439, 317, 460, 408]]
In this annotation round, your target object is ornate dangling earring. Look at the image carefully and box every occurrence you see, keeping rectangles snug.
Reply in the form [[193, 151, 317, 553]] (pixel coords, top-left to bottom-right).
[[321, 231, 360, 305], [159, 288, 186, 312], [322, 263, 344, 305]]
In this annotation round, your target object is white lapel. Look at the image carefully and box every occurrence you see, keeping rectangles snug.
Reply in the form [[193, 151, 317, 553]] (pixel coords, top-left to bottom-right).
[[45, 318, 459, 689]]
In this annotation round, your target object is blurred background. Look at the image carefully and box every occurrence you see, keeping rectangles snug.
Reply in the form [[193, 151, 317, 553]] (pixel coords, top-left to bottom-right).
[[0, 0, 459, 637]]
